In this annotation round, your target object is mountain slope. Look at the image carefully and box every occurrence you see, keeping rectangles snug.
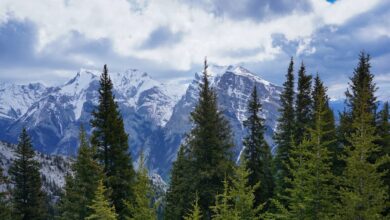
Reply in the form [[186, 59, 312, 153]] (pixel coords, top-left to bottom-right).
[[0, 141, 72, 197]]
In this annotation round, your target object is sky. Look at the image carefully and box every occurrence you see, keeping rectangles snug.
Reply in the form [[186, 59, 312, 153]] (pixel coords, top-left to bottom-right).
[[0, 0, 389, 100]]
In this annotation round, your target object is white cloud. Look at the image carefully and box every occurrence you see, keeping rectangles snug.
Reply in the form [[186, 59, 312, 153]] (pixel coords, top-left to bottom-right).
[[0, 0, 384, 71], [375, 73, 390, 101], [328, 82, 348, 101]]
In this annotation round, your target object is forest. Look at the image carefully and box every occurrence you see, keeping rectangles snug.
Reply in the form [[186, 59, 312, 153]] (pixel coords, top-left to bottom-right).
[[0, 52, 389, 220]]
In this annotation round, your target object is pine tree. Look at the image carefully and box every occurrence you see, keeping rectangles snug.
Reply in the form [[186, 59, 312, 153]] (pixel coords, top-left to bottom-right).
[[91, 64, 135, 219], [294, 62, 312, 144], [58, 126, 103, 220], [184, 194, 202, 220], [312, 75, 340, 175], [126, 152, 156, 220], [230, 160, 261, 220], [211, 160, 262, 220], [164, 146, 192, 220], [274, 58, 295, 205], [242, 85, 274, 208], [287, 76, 337, 219], [9, 128, 47, 220], [337, 108, 388, 219], [337, 77, 387, 219], [86, 179, 117, 220], [210, 178, 236, 220], [339, 52, 377, 147], [184, 58, 235, 218], [346, 52, 377, 121], [58, 174, 80, 220], [0, 166, 11, 220]]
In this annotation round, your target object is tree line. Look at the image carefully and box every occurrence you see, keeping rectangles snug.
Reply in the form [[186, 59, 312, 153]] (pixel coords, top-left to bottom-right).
[[0, 52, 388, 220]]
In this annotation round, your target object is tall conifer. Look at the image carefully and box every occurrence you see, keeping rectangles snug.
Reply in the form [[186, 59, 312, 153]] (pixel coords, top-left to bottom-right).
[[242, 85, 274, 207], [9, 128, 47, 220], [294, 62, 312, 144], [126, 152, 156, 220], [287, 76, 337, 219], [337, 99, 388, 219], [274, 58, 295, 205], [312, 75, 340, 175], [337, 53, 387, 219], [184, 58, 235, 218], [91, 65, 135, 219], [339, 52, 377, 147], [58, 126, 103, 220], [164, 147, 192, 220]]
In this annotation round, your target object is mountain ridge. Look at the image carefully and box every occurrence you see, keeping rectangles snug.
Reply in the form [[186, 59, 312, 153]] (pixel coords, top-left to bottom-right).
[[0, 65, 282, 179]]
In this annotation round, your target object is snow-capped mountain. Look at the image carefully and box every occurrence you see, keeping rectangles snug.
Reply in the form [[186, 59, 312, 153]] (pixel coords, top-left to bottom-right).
[[0, 65, 282, 179], [1, 68, 181, 156], [155, 65, 282, 177]]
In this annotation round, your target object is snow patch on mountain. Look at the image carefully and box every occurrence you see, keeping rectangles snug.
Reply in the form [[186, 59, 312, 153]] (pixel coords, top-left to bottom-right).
[[0, 82, 48, 120]]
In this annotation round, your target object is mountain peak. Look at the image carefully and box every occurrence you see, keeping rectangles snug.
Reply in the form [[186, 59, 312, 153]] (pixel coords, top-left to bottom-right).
[[61, 69, 98, 95], [122, 69, 150, 78], [196, 64, 273, 87]]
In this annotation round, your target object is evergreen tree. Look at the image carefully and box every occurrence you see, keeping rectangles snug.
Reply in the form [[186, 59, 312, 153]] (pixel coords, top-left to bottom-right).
[[58, 174, 79, 220], [376, 102, 390, 214], [9, 128, 47, 220], [184, 194, 202, 220], [294, 62, 312, 144], [274, 58, 295, 205], [164, 146, 192, 220], [337, 86, 387, 219], [210, 178, 236, 220], [339, 52, 377, 147], [183, 58, 235, 218], [337, 110, 352, 148], [346, 52, 377, 121], [58, 126, 103, 220], [0, 166, 11, 220], [126, 152, 156, 220], [86, 179, 117, 220], [91, 65, 135, 219], [211, 160, 262, 220], [230, 160, 261, 220], [242, 85, 274, 207], [287, 76, 337, 219], [312, 75, 340, 175]]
